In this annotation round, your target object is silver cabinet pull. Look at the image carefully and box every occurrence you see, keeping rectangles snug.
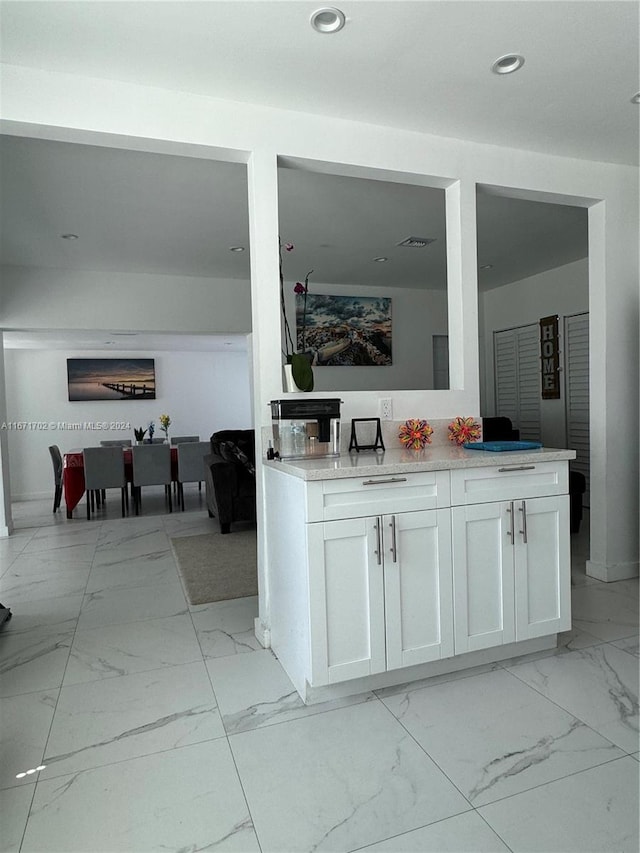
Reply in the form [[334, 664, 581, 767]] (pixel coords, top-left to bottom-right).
[[498, 465, 536, 473], [519, 500, 528, 543], [390, 515, 397, 563], [506, 501, 514, 541], [374, 517, 382, 565], [362, 477, 408, 486]]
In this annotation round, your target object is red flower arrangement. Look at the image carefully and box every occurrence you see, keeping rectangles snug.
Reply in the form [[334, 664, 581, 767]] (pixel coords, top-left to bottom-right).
[[398, 419, 433, 450], [448, 416, 481, 446]]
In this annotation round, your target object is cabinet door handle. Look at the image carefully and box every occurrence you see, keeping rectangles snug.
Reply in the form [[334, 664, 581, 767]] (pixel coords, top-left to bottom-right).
[[374, 517, 382, 565], [362, 477, 408, 486], [498, 465, 536, 473], [389, 515, 397, 563], [519, 500, 528, 543], [506, 501, 514, 541]]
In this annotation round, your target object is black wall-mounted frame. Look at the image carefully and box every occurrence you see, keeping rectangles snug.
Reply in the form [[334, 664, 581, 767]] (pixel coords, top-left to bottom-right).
[[349, 418, 385, 453]]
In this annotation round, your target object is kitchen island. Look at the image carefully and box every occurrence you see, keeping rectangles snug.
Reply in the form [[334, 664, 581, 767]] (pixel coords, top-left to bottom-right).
[[264, 445, 576, 704]]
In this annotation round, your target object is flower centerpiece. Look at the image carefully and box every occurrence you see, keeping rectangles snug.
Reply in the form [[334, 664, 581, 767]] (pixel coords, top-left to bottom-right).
[[448, 416, 481, 446], [398, 419, 433, 450], [147, 421, 155, 443], [280, 239, 314, 392], [133, 426, 147, 444], [159, 414, 171, 442]]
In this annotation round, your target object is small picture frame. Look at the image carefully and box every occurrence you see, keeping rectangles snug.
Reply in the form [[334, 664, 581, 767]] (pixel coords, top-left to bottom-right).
[[349, 418, 385, 453]]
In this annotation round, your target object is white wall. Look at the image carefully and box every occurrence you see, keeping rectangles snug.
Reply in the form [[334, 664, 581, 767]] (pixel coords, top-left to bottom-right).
[[0, 62, 637, 591], [4, 347, 252, 499], [284, 282, 448, 392], [0, 266, 252, 334], [480, 258, 589, 447]]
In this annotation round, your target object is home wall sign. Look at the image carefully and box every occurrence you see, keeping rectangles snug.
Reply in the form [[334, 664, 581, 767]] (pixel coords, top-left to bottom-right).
[[539, 315, 560, 399]]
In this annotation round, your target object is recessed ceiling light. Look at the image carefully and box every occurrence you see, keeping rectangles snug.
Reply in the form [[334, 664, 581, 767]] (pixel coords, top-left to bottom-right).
[[491, 54, 525, 75], [480, 263, 494, 270], [229, 246, 245, 253], [61, 233, 79, 240], [310, 7, 345, 33], [373, 256, 388, 263], [631, 92, 640, 104]]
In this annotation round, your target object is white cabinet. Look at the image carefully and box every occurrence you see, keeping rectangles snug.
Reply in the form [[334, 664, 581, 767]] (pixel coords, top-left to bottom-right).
[[452, 485, 571, 654], [307, 508, 453, 686]]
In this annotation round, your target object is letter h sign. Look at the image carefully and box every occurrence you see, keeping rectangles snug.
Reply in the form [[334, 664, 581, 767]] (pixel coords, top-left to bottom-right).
[[539, 315, 560, 399]]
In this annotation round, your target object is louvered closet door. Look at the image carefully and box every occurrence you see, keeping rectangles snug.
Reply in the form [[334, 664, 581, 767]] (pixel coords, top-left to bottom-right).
[[564, 312, 590, 506], [494, 325, 541, 441]]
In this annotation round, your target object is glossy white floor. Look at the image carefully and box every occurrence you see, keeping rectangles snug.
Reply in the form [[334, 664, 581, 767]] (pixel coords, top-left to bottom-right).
[[0, 493, 638, 853]]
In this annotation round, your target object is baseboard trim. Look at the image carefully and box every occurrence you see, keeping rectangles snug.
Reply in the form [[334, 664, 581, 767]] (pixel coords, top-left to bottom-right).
[[254, 617, 271, 648], [586, 559, 639, 582]]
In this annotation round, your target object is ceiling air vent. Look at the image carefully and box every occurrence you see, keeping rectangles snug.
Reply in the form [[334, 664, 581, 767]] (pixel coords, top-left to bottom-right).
[[396, 236, 437, 248]]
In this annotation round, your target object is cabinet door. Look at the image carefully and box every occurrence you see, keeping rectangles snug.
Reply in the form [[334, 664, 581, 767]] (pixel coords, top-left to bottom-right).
[[307, 517, 386, 686], [452, 502, 515, 653], [514, 495, 571, 640], [384, 509, 454, 669]]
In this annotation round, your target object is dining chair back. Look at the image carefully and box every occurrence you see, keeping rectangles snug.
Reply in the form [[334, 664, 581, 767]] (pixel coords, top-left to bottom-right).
[[99, 439, 132, 447], [83, 446, 127, 520], [170, 435, 199, 445], [131, 444, 172, 514], [48, 444, 63, 513], [149, 438, 166, 444], [176, 441, 210, 510]]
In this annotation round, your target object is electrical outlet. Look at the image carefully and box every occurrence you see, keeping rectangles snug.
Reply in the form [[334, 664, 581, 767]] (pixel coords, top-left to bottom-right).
[[380, 398, 393, 420]]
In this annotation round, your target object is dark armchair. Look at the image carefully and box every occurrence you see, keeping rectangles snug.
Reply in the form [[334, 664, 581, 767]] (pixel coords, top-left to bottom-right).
[[204, 429, 256, 534]]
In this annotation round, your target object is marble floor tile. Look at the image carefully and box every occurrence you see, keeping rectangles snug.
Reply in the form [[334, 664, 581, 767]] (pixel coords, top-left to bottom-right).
[[191, 595, 262, 657], [0, 568, 90, 605], [76, 580, 188, 630], [612, 635, 640, 657], [21, 740, 259, 853], [1, 594, 83, 636], [0, 690, 58, 789], [506, 644, 639, 752], [380, 668, 623, 807], [2, 550, 93, 577], [208, 649, 374, 734], [358, 810, 510, 852], [0, 628, 74, 697], [41, 660, 224, 779], [230, 700, 469, 853], [478, 756, 639, 853], [64, 612, 203, 686], [93, 527, 169, 563], [30, 524, 101, 547], [0, 783, 35, 852], [373, 662, 503, 701], [20, 538, 97, 562], [163, 512, 215, 539], [495, 624, 604, 670], [85, 550, 180, 592], [571, 582, 639, 642]]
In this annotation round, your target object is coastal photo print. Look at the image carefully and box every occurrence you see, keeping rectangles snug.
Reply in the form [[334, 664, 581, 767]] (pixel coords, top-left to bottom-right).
[[67, 358, 156, 401], [296, 294, 392, 366]]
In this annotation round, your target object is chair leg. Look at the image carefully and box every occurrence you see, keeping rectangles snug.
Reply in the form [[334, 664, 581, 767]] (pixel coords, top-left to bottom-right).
[[121, 487, 126, 517], [168, 484, 172, 513], [180, 483, 185, 512], [86, 491, 91, 520]]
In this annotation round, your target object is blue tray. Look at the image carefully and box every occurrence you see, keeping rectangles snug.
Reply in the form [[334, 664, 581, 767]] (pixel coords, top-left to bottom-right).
[[463, 441, 543, 452]]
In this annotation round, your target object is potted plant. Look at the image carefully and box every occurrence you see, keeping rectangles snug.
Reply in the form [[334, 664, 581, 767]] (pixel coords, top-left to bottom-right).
[[159, 414, 171, 442], [280, 239, 314, 392], [134, 427, 147, 445]]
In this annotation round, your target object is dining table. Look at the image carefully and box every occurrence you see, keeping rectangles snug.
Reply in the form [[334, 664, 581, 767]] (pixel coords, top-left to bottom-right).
[[63, 446, 179, 517]]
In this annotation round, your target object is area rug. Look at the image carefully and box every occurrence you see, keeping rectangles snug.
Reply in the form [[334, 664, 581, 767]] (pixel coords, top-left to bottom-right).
[[170, 529, 257, 605]]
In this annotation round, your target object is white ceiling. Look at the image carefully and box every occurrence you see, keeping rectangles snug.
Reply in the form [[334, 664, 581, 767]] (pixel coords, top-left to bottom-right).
[[1, 1, 637, 165], [3, 0, 624, 349], [2, 329, 249, 352]]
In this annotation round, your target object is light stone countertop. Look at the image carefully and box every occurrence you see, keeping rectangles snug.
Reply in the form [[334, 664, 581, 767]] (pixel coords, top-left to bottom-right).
[[264, 445, 576, 481]]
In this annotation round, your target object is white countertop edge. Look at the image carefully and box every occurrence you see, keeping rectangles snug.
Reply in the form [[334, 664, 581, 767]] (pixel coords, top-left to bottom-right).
[[264, 446, 577, 481]]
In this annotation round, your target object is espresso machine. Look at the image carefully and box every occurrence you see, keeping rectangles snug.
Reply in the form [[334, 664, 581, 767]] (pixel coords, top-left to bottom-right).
[[270, 398, 342, 460]]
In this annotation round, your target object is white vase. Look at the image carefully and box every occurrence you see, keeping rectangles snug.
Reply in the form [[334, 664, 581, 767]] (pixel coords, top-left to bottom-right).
[[283, 364, 298, 392]]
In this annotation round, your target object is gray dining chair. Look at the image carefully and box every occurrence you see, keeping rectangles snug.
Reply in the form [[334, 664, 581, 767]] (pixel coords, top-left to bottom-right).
[[131, 444, 172, 514], [99, 439, 132, 447], [170, 435, 199, 445], [83, 446, 127, 520], [149, 437, 166, 444], [48, 444, 63, 513], [176, 441, 210, 510]]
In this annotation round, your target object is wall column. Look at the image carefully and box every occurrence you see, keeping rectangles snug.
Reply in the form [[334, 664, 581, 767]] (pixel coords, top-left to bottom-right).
[[0, 336, 14, 537]]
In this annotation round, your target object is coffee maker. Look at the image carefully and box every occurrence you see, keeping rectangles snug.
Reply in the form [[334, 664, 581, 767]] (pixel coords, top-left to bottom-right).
[[270, 398, 342, 460]]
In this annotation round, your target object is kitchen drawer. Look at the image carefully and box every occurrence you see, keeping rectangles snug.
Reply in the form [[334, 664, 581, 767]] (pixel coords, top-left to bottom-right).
[[307, 470, 451, 522], [450, 461, 568, 506]]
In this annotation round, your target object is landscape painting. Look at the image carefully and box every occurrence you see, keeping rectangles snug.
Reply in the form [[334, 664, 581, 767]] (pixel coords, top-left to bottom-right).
[[296, 294, 392, 366], [67, 358, 156, 401]]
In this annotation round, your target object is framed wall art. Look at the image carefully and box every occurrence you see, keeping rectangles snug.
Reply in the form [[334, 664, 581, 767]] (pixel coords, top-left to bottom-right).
[[67, 358, 156, 401]]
